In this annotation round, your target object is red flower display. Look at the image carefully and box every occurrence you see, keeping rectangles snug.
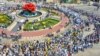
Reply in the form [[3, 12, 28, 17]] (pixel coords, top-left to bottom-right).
[[22, 3, 36, 12]]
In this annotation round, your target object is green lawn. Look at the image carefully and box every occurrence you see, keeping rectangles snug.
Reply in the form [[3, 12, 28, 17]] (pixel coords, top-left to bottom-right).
[[23, 18, 59, 31], [41, 8, 59, 16], [0, 14, 12, 27], [51, 11, 59, 16], [41, 8, 49, 11]]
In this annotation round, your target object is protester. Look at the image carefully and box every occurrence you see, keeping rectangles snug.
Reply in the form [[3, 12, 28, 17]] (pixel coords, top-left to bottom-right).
[[0, 3, 99, 56]]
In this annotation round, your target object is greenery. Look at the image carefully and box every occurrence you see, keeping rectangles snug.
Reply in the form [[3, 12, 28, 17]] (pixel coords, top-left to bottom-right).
[[61, 0, 78, 3], [42, 8, 59, 16], [23, 18, 59, 31], [51, 11, 59, 16], [41, 8, 49, 11], [0, 14, 12, 27]]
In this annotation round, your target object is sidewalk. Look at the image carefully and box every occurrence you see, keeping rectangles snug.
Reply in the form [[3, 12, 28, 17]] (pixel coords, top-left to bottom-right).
[[73, 42, 100, 56], [83, 25, 94, 38], [73, 5, 100, 17], [7, 21, 17, 31]]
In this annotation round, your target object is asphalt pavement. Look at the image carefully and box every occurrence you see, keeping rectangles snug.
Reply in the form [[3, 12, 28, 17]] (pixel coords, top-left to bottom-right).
[[74, 5, 100, 17], [11, 22, 23, 32]]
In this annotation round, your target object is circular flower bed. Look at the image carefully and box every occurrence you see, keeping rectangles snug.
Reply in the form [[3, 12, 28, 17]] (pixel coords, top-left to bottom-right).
[[19, 3, 42, 17], [22, 3, 36, 12]]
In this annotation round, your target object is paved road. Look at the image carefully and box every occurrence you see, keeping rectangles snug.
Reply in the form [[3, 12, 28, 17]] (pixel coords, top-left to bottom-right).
[[64, 4, 100, 56], [73, 42, 100, 56], [11, 22, 23, 32], [74, 5, 100, 17]]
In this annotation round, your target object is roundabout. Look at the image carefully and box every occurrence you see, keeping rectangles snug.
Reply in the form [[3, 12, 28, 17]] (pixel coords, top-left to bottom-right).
[[20, 14, 68, 37], [0, 1, 99, 56], [0, 2, 69, 37]]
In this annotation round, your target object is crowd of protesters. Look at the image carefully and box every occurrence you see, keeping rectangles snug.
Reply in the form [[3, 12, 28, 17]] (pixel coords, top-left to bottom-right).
[[0, 28, 99, 56], [0, 3, 99, 56]]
